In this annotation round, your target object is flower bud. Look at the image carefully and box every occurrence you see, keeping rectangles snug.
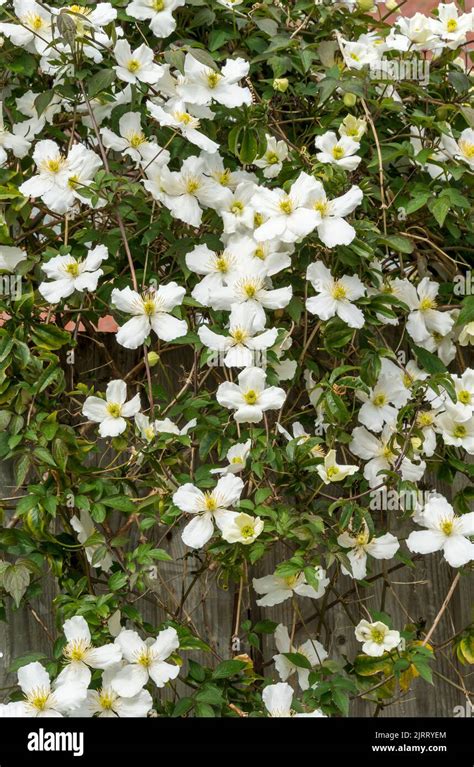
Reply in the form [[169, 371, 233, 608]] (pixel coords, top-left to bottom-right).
[[343, 93, 357, 107], [147, 351, 160, 367], [273, 78, 289, 93], [356, 0, 375, 10]]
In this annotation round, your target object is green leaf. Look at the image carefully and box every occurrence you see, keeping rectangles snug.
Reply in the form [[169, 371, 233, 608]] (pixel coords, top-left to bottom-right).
[[87, 69, 116, 98], [101, 496, 136, 512], [283, 652, 312, 670], [3, 563, 30, 607], [428, 195, 450, 228], [212, 659, 247, 679], [379, 235, 414, 254], [412, 345, 447, 374]]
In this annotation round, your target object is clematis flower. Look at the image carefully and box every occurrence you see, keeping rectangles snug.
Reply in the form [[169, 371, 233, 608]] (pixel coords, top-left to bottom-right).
[[210, 439, 251, 475], [339, 115, 367, 142], [185, 242, 246, 305], [56, 615, 122, 687], [441, 128, 474, 171], [114, 40, 164, 84], [393, 277, 454, 343], [451, 370, 474, 416], [0, 661, 86, 717], [273, 624, 328, 690], [0, 0, 52, 55], [253, 566, 329, 607], [38, 245, 108, 303], [355, 620, 401, 657], [75, 665, 153, 718], [71, 509, 113, 572], [337, 525, 399, 580], [0, 245, 27, 271], [126, 0, 185, 38], [458, 321, 474, 347], [177, 54, 252, 108], [209, 262, 292, 329], [277, 421, 326, 458], [145, 155, 218, 227], [432, 4, 473, 49], [82, 379, 141, 438], [111, 283, 187, 349], [220, 512, 264, 544], [216, 366, 286, 423], [406, 495, 474, 568], [147, 98, 219, 153], [252, 172, 321, 243], [173, 474, 244, 549], [262, 682, 326, 718], [436, 405, 474, 453], [316, 449, 358, 484], [394, 13, 438, 50], [198, 304, 278, 368], [219, 181, 257, 233], [135, 413, 196, 441], [254, 134, 288, 179], [315, 132, 361, 171], [224, 233, 293, 277], [112, 627, 180, 697], [349, 425, 426, 488], [101, 112, 161, 165], [357, 374, 407, 432], [306, 261, 366, 329], [305, 182, 363, 247], [0, 112, 31, 165]]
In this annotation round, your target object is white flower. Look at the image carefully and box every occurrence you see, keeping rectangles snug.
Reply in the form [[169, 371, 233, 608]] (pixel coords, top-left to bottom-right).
[[340, 39, 380, 70], [394, 13, 438, 50], [220, 512, 264, 544], [217, 367, 286, 423], [357, 374, 407, 432], [0, 113, 31, 165], [459, 321, 474, 347], [252, 172, 321, 243], [306, 182, 362, 247], [177, 54, 252, 108], [350, 425, 426, 488], [126, 0, 185, 38], [220, 181, 257, 233], [253, 566, 329, 607], [431, 3, 473, 47], [316, 449, 358, 484], [173, 474, 244, 549], [355, 620, 401, 657], [452, 370, 474, 415], [185, 242, 245, 304], [114, 40, 164, 84], [101, 112, 160, 165], [225, 233, 293, 277], [0, 245, 27, 271], [406, 495, 474, 568], [82, 379, 141, 438], [273, 624, 328, 690], [254, 134, 288, 179], [0, 1, 52, 56], [441, 128, 474, 171], [393, 277, 454, 343], [338, 525, 399, 580], [436, 404, 474, 453], [75, 665, 153, 717], [145, 155, 217, 227], [56, 615, 122, 687], [0, 661, 86, 717], [306, 261, 366, 329], [111, 283, 187, 349], [39, 245, 108, 303], [277, 421, 326, 457], [135, 413, 196, 441], [210, 439, 251, 475], [315, 132, 361, 171], [112, 627, 180, 697], [262, 682, 326, 718], [19, 141, 102, 214], [339, 115, 366, 142], [198, 304, 278, 368], [209, 262, 292, 329], [70, 509, 113, 572], [147, 98, 219, 154]]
